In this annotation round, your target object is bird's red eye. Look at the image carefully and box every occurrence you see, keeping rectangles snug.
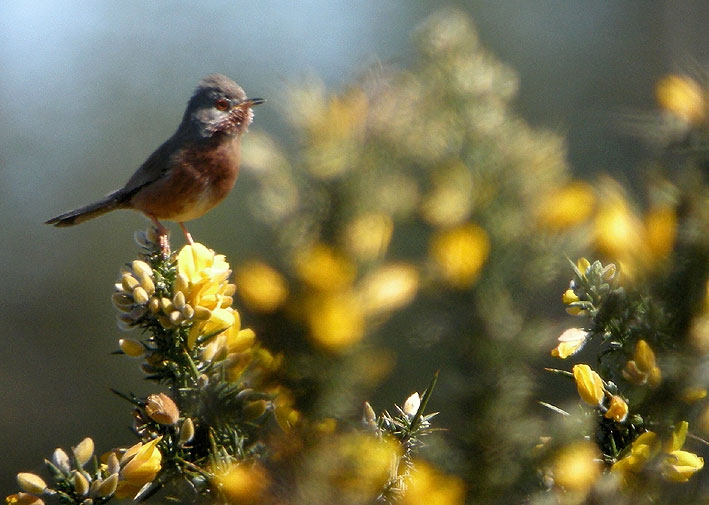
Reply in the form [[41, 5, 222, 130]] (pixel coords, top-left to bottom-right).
[[214, 98, 230, 111]]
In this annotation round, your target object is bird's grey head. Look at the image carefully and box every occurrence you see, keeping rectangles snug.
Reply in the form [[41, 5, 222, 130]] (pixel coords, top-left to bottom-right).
[[182, 74, 264, 139]]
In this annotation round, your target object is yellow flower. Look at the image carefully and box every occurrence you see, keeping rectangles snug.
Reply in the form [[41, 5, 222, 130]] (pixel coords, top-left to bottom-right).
[[662, 450, 705, 482], [327, 434, 401, 502], [552, 441, 601, 496], [401, 460, 465, 505], [5, 494, 43, 505], [177, 243, 235, 312], [613, 422, 703, 483], [611, 431, 661, 480], [211, 461, 270, 505], [189, 306, 239, 349], [294, 243, 356, 292], [572, 364, 605, 406], [681, 387, 707, 404], [576, 257, 591, 274], [430, 223, 490, 289], [536, 181, 595, 231], [305, 292, 365, 353], [562, 289, 580, 305], [115, 436, 163, 499], [645, 205, 676, 261], [661, 422, 704, 482], [235, 261, 288, 313], [593, 191, 644, 262], [551, 328, 588, 359], [604, 395, 629, 423], [357, 263, 419, 316], [655, 74, 705, 125]]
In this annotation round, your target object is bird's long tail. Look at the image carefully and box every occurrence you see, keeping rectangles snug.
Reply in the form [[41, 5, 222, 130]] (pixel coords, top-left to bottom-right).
[[45, 190, 127, 227]]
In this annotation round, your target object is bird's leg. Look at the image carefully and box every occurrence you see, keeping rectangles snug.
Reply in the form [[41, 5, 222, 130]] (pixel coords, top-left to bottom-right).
[[179, 222, 194, 245], [149, 215, 171, 256]]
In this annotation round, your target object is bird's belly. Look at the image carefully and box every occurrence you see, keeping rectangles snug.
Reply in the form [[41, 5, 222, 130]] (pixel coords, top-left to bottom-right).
[[129, 140, 240, 222]]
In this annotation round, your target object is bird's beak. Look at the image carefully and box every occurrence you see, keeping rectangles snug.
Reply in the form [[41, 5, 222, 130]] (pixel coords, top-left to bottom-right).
[[237, 97, 266, 108]]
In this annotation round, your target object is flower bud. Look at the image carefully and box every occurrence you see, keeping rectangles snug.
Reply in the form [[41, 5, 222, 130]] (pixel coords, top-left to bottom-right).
[[604, 395, 629, 423], [403, 392, 421, 417], [634, 340, 657, 372], [362, 401, 377, 428], [179, 418, 195, 446], [181, 304, 195, 320], [243, 400, 268, 420], [111, 293, 133, 311], [96, 473, 119, 497], [119, 338, 144, 357], [175, 273, 190, 294], [121, 274, 140, 292], [173, 291, 186, 310], [131, 260, 153, 278], [145, 393, 180, 425], [106, 452, 120, 476], [17, 473, 47, 494], [72, 438, 95, 467], [73, 471, 90, 496], [169, 310, 183, 326], [138, 272, 155, 295], [51, 447, 71, 473], [193, 305, 212, 320], [160, 297, 174, 313], [148, 297, 160, 313], [132, 287, 150, 305]]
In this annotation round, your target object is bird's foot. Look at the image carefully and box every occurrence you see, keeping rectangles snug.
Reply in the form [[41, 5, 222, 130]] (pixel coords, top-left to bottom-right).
[[159, 233, 171, 257], [179, 222, 195, 245], [149, 216, 171, 257]]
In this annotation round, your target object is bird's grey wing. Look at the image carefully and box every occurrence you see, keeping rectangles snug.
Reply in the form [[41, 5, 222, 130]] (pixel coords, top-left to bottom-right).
[[120, 134, 181, 198]]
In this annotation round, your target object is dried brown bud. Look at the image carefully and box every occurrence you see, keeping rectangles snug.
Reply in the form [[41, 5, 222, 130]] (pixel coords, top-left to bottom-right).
[[145, 393, 180, 425]]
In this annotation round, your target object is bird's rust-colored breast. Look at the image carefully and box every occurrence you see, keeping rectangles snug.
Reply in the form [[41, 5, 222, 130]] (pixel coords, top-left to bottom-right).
[[129, 136, 241, 222]]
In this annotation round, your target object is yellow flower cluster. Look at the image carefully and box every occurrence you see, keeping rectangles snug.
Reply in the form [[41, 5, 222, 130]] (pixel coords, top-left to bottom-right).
[[655, 74, 706, 126], [572, 364, 628, 423], [401, 460, 466, 505], [612, 422, 704, 484], [593, 180, 677, 276], [324, 433, 401, 504], [110, 436, 163, 499], [210, 461, 270, 505], [5, 436, 165, 505], [175, 243, 238, 348], [429, 223, 490, 289], [235, 260, 289, 313], [295, 242, 419, 353], [552, 441, 601, 497], [536, 181, 595, 232]]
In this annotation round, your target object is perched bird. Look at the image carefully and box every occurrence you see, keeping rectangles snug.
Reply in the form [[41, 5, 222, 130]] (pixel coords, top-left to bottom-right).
[[46, 74, 264, 252]]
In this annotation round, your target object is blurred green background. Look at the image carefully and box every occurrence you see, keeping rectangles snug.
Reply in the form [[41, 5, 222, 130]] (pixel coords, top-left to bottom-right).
[[2, 0, 708, 495]]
